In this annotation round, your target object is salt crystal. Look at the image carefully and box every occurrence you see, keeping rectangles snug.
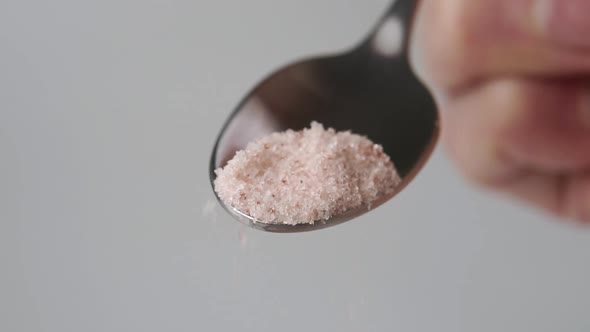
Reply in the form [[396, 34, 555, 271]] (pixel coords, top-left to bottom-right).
[[214, 122, 402, 225]]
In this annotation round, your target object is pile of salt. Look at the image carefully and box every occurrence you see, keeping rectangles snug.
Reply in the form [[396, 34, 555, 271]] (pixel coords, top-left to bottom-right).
[[214, 122, 401, 225]]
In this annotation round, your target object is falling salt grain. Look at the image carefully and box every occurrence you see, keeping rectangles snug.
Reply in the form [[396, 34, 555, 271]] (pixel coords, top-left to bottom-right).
[[214, 122, 402, 225]]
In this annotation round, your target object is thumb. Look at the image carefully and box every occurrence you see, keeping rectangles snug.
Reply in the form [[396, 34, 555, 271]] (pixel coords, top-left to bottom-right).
[[410, 0, 590, 93]]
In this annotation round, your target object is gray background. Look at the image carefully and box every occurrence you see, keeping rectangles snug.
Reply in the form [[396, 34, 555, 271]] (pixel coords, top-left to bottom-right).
[[2, 0, 590, 331]]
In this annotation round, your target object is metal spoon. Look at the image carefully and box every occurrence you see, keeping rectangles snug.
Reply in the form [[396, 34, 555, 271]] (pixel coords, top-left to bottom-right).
[[209, 0, 438, 233]]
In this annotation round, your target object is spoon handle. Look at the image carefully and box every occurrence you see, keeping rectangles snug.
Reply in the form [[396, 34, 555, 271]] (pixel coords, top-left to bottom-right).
[[367, 0, 419, 51], [381, 0, 418, 25]]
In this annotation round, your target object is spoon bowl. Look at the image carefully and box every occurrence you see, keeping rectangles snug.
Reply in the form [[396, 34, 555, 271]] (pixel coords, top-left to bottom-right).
[[210, 0, 439, 232]]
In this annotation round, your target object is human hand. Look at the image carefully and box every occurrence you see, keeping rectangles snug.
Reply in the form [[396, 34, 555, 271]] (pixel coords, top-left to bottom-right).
[[410, 0, 590, 222]]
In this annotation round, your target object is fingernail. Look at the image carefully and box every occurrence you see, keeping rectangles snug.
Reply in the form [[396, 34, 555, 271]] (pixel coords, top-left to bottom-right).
[[535, 0, 590, 48]]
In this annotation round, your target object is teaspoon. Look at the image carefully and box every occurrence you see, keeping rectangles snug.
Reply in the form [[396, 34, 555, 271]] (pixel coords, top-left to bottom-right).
[[210, 0, 439, 233]]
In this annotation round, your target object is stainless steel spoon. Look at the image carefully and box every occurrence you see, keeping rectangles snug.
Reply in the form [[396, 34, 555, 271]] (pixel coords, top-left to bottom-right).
[[209, 0, 439, 233]]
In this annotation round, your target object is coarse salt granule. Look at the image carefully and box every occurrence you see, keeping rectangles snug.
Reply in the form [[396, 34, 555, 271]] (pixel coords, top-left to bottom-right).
[[214, 122, 402, 225]]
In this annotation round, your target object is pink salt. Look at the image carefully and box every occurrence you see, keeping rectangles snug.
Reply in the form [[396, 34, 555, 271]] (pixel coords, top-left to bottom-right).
[[214, 122, 402, 225]]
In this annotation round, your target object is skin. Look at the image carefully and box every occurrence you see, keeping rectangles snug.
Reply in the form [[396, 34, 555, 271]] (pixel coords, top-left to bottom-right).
[[409, 0, 590, 222]]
